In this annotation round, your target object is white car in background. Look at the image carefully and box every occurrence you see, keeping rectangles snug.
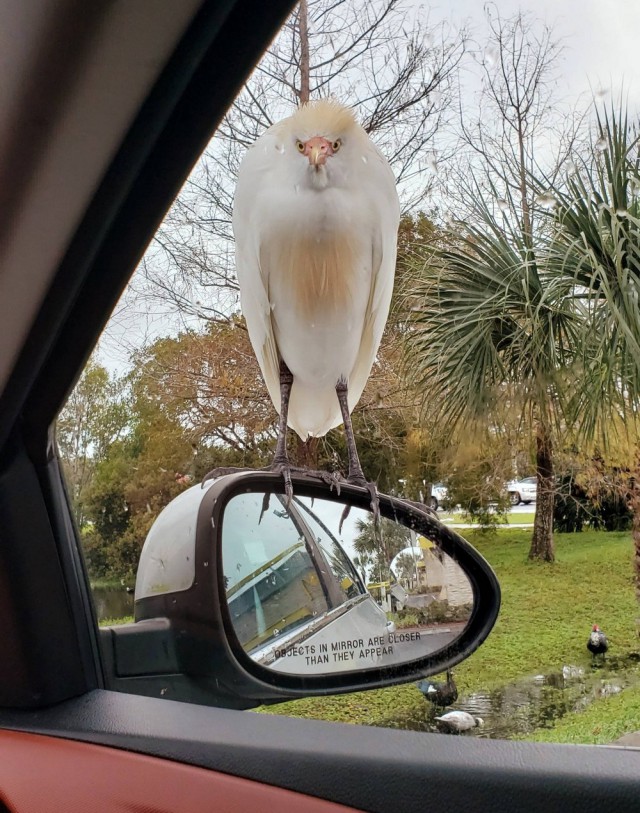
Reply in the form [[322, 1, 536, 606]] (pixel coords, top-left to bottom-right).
[[506, 476, 537, 505], [429, 483, 449, 511]]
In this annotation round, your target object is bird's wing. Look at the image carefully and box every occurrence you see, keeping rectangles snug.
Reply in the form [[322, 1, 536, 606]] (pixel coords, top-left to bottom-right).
[[232, 134, 282, 413], [346, 148, 400, 411]]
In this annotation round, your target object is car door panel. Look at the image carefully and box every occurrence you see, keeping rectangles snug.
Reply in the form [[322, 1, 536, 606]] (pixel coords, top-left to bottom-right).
[[0, 690, 639, 813]]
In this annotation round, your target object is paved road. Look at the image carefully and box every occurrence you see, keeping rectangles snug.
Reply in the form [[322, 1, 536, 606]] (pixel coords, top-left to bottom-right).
[[377, 622, 468, 667]]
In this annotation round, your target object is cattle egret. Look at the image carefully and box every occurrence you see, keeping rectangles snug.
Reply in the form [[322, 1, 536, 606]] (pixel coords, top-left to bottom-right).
[[204, 99, 400, 498]]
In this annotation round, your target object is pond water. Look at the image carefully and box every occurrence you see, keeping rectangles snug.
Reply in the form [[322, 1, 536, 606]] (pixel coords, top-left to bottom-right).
[[382, 655, 640, 739], [93, 585, 134, 623]]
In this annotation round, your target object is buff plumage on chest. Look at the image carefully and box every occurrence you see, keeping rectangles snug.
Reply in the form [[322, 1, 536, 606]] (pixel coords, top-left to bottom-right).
[[233, 99, 400, 439]]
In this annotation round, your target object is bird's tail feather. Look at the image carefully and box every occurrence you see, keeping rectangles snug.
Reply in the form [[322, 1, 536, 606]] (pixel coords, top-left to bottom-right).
[[287, 381, 357, 439]]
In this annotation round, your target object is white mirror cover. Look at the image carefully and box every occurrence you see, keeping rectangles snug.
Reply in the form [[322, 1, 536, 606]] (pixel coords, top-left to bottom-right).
[[135, 482, 214, 599]]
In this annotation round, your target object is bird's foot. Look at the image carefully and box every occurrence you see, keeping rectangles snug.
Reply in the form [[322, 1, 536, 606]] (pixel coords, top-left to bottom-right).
[[345, 473, 380, 519], [201, 461, 294, 499], [289, 467, 344, 492], [201, 461, 344, 505], [266, 457, 299, 505], [336, 473, 379, 533], [276, 465, 346, 504]]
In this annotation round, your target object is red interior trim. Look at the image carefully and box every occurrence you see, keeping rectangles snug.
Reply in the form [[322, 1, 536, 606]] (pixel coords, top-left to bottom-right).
[[0, 729, 362, 812]]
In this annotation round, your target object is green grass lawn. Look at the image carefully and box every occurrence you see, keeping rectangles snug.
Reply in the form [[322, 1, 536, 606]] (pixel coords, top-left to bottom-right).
[[99, 615, 133, 626], [260, 529, 640, 739]]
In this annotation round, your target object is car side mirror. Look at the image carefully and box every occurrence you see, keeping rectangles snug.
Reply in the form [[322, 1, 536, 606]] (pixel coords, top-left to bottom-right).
[[101, 472, 500, 708]]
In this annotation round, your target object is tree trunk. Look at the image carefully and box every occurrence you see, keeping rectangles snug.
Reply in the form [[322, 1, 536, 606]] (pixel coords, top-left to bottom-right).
[[528, 420, 555, 562], [629, 457, 640, 605], [298, 0, 310, 104], [295, 435, 319, 469]]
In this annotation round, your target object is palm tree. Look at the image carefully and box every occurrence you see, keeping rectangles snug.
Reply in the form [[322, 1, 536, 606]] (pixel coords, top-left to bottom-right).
[[405, 180, 580, 561], [353, 516, 412, 580], [541, 104, 640, 591]]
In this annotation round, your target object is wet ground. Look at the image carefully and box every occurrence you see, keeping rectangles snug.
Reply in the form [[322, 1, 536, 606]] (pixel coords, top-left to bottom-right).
[[382, 654, 640, 739]]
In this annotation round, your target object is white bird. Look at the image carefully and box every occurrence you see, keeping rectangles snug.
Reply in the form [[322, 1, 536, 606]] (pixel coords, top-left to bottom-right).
[[205, 99, 399, 495], [434, 711, 484, 734]]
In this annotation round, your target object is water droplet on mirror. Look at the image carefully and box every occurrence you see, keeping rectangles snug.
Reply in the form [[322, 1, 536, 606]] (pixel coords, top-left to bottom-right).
[[204, 561, 209, 567], [496, 198, 508, 211], [428, 156, 438, 173], [616, 208, 628, 217], [535, 193, 557, 210], [595, 136, 607, 152], [361, 155, 368, 164], [277, 144, 285, 154], [160, 688, 168, 696], [567, 161, 578, 176], [484, 45, 498, 66], [595, 86, 608, 100]]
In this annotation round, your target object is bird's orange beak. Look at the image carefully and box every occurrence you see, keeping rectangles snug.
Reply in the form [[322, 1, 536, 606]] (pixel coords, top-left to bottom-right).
[[303, 136, 333, 167]]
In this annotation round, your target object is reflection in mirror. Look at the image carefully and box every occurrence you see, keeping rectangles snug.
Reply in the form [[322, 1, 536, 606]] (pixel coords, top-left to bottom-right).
[[222, 491, 474, 676]]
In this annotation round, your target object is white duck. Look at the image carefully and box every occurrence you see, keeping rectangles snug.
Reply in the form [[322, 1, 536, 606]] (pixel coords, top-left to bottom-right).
[[434, 711, 484, 734]]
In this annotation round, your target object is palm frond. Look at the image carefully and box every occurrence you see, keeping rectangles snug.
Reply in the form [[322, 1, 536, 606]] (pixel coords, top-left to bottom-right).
[[404, 192, 578, 431], [536, 102, 640, 439]]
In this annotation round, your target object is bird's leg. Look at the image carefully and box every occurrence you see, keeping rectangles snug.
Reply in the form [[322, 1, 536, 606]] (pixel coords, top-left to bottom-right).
[[202, 361, 295, 498], [272, 360, 293, 466], [268, 364, 345, 498], [268, 361, 295, 502], [336, 377, 379, 518], [203, 363, 343, 500]]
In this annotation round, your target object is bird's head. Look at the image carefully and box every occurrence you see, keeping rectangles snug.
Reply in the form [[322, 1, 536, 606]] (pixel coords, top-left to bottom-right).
[[592, 623, 600, 631], [279, 99, 363, 189]]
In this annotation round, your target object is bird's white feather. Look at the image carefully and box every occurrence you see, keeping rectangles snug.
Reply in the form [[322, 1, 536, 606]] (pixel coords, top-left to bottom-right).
[[233, 100, 399, 438]]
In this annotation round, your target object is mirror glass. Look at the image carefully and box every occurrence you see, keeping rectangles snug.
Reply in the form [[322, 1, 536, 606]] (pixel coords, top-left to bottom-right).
[[221, 491, 475, 676]]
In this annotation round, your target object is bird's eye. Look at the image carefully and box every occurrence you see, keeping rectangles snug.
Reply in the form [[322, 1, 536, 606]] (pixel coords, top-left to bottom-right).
[[332, 139, 342, 152], [296, 140, 305, 153]]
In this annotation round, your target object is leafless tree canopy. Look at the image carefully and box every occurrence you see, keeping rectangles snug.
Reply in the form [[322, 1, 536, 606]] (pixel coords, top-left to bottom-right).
[[450, 5, 584, 237]]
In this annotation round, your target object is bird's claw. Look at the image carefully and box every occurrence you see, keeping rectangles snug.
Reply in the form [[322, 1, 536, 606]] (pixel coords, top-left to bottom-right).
[[269, 461, 294, 505], [317, 469, 343, 494], [345, 474, 380, 523], [202, 462, 344, 507]]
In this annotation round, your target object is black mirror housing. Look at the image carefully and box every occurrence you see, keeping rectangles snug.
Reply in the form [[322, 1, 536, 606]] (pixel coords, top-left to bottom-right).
[[104, 472, 500, 708]]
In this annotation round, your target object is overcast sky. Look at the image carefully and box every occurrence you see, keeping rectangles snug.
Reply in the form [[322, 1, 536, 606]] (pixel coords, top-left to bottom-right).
[[437, 0, 640, 112]]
